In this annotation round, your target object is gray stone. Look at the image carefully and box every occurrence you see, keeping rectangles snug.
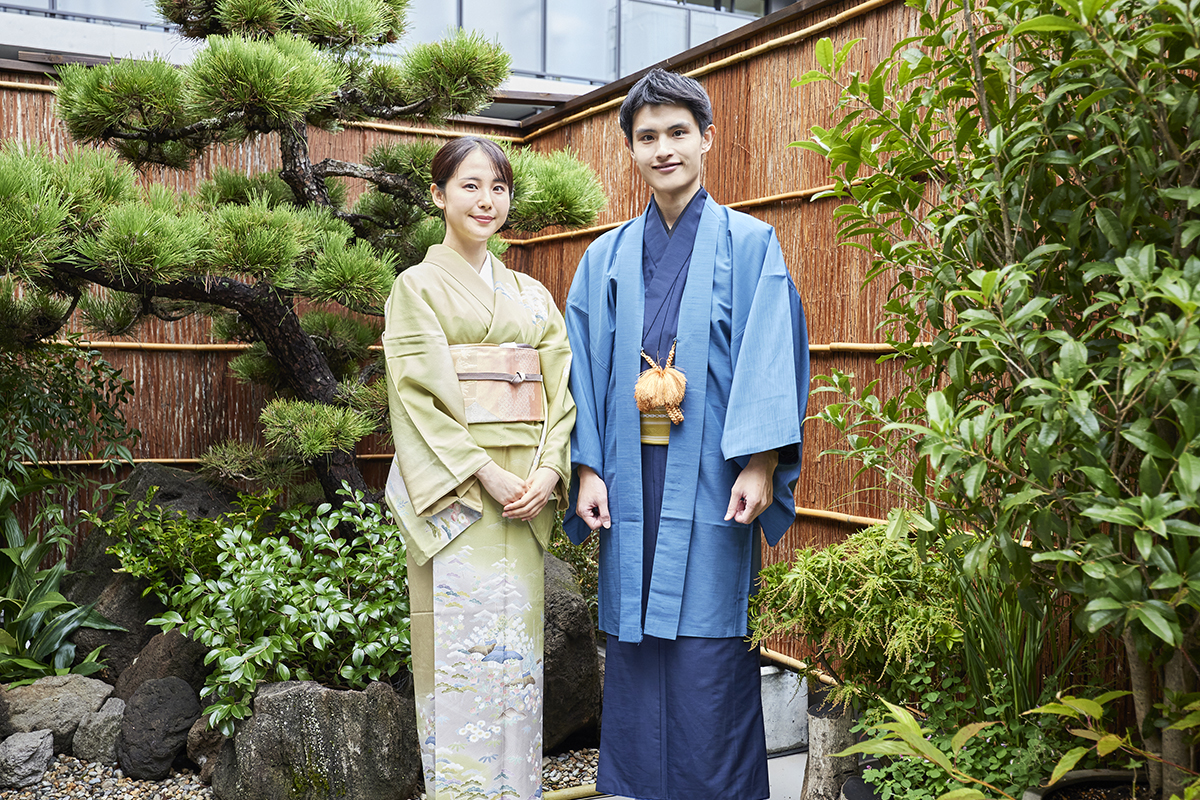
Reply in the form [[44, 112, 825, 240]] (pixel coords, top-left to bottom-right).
[[543, 553, 601, 750], [0, 674, 113, 753], [0, 729, 53, 789], [187, 716, 226, 784], [115, 630, 213, 701], [117, 676, 201, 780], [63, 464, 238, 682], [72, 697, 125, 765], [212, 681, 421, 800]]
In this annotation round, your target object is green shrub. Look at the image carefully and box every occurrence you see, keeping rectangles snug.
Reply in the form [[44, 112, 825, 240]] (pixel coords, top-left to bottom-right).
[[151, 485, 410, 734], [750, 511, 961, 704], [94, 486, 281, 603]]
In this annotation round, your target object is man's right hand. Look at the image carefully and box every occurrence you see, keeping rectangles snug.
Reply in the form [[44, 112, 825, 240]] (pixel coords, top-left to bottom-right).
[[576, 466, 612, 532]]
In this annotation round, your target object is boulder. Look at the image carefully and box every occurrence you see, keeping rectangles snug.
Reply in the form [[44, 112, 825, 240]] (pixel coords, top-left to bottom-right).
[[543, 553, 601, 750], [116, 676, 201, 780], [63, 463, 238, 682], [72, 697, 125, 765], [115, 630, 213, 701], [211, 681, 421, 800], [0, 730, 53, 789], [0, 674, 113, 753], [187, 716, 226, 784]]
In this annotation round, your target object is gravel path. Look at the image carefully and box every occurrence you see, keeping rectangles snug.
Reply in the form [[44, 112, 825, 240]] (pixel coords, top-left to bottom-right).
[[0, 749, 602, 799]]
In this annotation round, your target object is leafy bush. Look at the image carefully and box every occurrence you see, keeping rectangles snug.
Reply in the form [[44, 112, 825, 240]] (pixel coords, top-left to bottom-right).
[[151, 485, 410, 734], [751, 512, 961, 703], [0, 472, 123, 685], [94, 486, 281, 603]]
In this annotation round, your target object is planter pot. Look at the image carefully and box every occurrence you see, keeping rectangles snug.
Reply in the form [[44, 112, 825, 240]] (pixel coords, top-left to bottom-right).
[[1023, 769, 1147, 800]]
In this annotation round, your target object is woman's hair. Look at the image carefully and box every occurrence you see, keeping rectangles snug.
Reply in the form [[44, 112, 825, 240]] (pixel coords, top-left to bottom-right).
[[430, 136, 514, 195], [618, 68, 713, 144]]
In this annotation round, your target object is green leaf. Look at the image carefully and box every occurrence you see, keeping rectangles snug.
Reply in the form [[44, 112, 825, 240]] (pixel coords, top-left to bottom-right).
[[815, 38, 834, 71], [1049, 747, 1089, 784], [1012, 15, 1086, 34], [951, 722, 997, 755], [1096, 734, 1124, 756]]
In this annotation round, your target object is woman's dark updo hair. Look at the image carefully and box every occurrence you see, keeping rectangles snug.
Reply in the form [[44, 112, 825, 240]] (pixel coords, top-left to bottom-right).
[[430, 136, 514, 196]]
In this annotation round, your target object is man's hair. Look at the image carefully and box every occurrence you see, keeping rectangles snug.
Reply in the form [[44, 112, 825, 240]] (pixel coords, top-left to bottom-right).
[[618, 69, 713, 143]]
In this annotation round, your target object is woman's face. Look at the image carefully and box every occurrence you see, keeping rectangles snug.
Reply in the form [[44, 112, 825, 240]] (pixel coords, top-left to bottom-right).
[[431, 147, 511, 249]]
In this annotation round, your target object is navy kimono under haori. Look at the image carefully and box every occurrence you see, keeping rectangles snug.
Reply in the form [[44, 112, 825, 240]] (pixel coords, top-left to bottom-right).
[[565, 189, 810, 800]]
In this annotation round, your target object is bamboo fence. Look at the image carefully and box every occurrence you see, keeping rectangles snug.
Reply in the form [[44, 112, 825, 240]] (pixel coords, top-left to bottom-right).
[[2, 0, 921, 663]]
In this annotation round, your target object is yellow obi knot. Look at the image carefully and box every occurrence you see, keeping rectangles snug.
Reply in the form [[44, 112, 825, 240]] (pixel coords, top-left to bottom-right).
[[640, 408, 671, 445]]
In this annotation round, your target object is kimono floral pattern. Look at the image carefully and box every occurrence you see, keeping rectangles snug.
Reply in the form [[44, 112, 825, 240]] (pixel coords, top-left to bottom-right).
[[417, 534, 544, 800]]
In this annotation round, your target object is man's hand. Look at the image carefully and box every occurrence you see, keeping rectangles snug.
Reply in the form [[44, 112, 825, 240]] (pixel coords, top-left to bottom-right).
[[724, 450, 779, 525], [504, 467, 560, 521], [575, 465, 612, 532], [476, 460, 526, 507]]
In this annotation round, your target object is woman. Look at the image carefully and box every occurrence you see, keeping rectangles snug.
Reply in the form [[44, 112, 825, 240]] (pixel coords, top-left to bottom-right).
[[382, 136, 575, 800]]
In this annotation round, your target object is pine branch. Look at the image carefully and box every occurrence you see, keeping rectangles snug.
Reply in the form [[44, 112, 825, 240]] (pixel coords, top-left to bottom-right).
[[313, 158, 431, 210], [102, 110, 250, 143], [332, 87, 433, 121]]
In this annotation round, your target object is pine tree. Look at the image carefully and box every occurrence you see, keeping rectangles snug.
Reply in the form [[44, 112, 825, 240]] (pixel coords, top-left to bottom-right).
[[0, 0, 604, 503]]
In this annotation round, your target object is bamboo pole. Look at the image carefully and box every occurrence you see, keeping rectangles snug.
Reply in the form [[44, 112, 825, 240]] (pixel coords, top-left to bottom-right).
[[54, 339, 903, 354], [52, 340, 251, 352], [795, 505, 886, 527], [759, 647, 839, 686], [543, 785, 601, 800], [0, 80, 55, 93], [346, 119, 523, 144]]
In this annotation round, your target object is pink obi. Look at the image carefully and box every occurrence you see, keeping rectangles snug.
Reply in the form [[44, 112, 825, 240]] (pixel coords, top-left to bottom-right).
[[450, 343, 544, 424]]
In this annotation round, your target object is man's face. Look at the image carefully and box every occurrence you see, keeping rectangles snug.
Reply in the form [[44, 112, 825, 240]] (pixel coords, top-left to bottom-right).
[[627, 103, 714, 203]]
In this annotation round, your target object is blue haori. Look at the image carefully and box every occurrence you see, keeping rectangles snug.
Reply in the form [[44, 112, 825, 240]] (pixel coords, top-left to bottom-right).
[[598, 635, 769, 800]]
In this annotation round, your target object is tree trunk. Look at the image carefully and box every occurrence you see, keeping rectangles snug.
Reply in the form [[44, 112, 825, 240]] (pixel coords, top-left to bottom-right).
[[801, 686, 858, 800], [1162, 647, 1192, 799], [1122, 627, 1163, 797]]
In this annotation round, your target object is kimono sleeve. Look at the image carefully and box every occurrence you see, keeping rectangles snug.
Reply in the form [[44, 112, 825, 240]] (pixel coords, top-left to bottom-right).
[[533, 284, 576, 511], [382, 273, 491, 518], [721, 229, 810, 545], [564, 245, 612, 545]]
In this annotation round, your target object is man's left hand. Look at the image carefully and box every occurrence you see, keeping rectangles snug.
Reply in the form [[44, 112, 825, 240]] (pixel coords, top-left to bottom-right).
[[724, 450, 779, 525]]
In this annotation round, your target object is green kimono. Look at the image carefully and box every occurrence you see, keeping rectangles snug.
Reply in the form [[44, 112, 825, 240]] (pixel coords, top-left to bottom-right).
[[383, 244, 575, 800]]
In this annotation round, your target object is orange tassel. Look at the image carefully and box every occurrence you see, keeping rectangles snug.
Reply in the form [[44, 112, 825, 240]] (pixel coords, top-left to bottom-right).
[[635, 340, 685, 424]]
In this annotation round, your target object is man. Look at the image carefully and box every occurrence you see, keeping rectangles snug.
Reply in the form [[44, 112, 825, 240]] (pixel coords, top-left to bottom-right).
[[564, 69, 810, 800]]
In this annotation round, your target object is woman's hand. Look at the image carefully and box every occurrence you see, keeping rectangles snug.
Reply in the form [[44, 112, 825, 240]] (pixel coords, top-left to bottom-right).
[[476, 461, 526, 507], [504, 467, 560, 521]]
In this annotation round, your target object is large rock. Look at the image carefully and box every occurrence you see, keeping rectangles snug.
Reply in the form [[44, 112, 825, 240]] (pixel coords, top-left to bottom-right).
[[212, 681, 421, 800], [187, 716, 227, 784], [116, 676, 201, 780], [0, 730, 53, 789], [115, 630, 213, 701], [72, 697, 125, 765], [543, 553, 601, 750], [63, 464, 238, 682], [0, 674, 113, 753]]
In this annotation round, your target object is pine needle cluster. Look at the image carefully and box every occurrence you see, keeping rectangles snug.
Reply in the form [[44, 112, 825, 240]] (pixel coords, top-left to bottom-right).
[[260, 398, 377, 460]]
